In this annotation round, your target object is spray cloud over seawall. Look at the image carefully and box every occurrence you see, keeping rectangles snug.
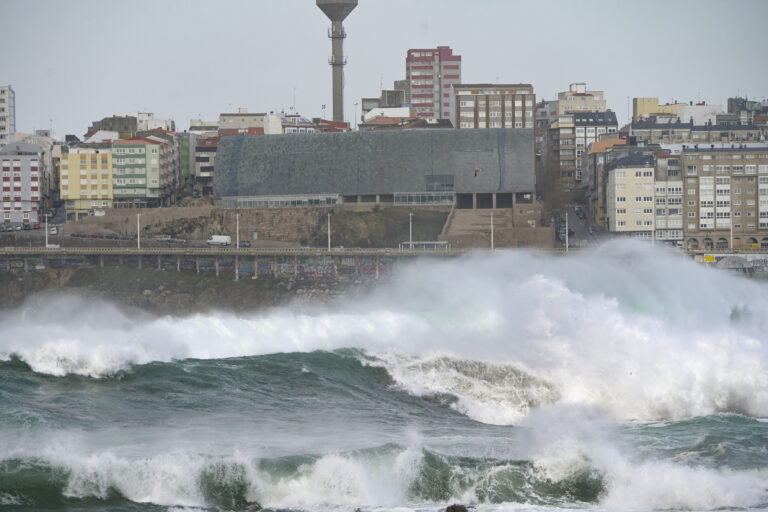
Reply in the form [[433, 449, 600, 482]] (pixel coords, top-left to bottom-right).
[[2, 240, 767, 423]]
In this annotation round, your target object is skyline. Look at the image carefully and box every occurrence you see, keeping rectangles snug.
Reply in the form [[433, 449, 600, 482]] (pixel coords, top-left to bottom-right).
[[2, 0, 767, 138]]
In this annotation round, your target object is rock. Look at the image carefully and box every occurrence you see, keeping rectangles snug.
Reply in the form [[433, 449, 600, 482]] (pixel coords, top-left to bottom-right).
[[445, 505, 468, 512]]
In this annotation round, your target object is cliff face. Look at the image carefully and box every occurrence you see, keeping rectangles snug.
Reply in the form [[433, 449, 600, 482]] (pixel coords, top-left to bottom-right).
[[0, 267, 355, 316]]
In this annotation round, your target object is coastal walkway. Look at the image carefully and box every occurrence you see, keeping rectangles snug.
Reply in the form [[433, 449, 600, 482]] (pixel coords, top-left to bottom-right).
[[0, 245, 498, 281]]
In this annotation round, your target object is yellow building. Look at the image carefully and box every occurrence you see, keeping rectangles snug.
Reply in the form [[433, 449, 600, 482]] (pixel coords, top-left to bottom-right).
[[60, 143, 113, 221], [632, 97, 686, 122]]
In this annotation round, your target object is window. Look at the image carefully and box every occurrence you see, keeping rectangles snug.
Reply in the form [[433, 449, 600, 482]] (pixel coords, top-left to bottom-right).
[[688, 212, 696, 217], [656, 198, 666, 205], [656, 208, 666, 216], [616, 196, 626, 202], [688, 189, 697, 195], [617, 220, 626, 227], [616, 208, 626, 214], [687, 166, 697, 175]]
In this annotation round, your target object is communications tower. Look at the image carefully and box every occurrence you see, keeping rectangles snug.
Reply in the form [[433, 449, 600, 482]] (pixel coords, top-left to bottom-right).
[[316, 0, 358, 123]]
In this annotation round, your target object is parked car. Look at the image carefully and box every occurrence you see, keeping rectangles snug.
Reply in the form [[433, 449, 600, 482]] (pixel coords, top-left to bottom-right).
[[238, 240, 251, 248], [32, 223, 40, 229], [0, 225, 6, 232], [50, 226, 58, 235]]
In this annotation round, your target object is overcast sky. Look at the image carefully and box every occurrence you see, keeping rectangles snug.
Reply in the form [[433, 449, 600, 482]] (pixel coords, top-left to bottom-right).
[[3, 0, 767, 138]]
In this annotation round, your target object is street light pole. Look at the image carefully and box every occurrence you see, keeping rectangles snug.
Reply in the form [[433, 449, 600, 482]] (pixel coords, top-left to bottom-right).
[[408, 212, 413, 250], [730, 217, 734, 250], [45, 215, 48, 247], [137, 213, 140, 249], [327, 213, 331, 252], [236, 213, 240, 249], [565, 211, 569, 253], [491, 212, 494, 251]]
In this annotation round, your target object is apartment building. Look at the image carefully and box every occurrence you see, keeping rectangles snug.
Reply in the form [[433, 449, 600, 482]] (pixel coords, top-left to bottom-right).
[[630, 118, 763, 145], [405, 46, 461, 119], [633, 98, 687, 122], [0, 85, 15, 146], [678, 144, 768, 250], [194, 136, 219, 197], [605, 153, 656, 238], [550, 111, 618, 190], [449, 84, 535, 130], [582, 138, 627, 226], [137, 128, 182, 204], [111, 138, 167, 208], [59, 143, 113, 220], [547, 83, 606, 123], [0, 142, 45, 227], [652, 152, 684, 245], [218, 109, 282, 135]]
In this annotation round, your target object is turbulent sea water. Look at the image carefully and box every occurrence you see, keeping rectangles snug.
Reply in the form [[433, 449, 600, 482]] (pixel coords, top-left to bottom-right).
[[1, 240, 767, 512]]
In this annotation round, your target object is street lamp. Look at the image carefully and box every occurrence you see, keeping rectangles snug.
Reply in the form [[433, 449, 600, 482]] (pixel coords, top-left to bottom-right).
[[137, 213, 141, 249], [491, 213, 494, 251], [327, 213, 331, 252], [408, 212, 413, 250], [236, 212, 240, 249]]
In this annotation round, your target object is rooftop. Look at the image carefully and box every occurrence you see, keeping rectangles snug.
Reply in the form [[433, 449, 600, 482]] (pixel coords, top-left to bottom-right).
[[588, 138, 626, 154], [614, 152, 655, 168]]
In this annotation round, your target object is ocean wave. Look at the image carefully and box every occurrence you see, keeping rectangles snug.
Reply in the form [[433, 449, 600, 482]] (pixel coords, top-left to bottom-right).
[[1, 240, 767, 423], [1, 437, 765, 511]]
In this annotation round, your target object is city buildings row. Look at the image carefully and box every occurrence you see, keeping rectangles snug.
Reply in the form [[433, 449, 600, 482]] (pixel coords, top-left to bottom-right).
[[582, 141, 768, 250]]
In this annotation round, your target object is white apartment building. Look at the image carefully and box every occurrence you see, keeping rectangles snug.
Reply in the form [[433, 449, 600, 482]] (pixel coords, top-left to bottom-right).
[[605, 153, 656, 237], [0, 85, 15, 146]]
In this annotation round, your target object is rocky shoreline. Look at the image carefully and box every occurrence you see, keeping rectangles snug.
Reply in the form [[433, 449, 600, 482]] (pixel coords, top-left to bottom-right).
[[0, 266, 372, 316]]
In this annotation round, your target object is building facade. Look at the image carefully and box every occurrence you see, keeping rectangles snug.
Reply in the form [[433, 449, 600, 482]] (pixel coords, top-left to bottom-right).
[[218, 109, 282, 135], [633, 98, 686, 122], [214, 128, 535, 209], [59, 143, 113, 220], [679, 144, 768, 250], [405, 46, 461, 119], [630, 119, 763, 145], [605, 154, 657, 238], [0, 85, 15, 146], [550, 111, 618, 189], [111, 138, 166, 208], [194, 136, 219, 197], [547, 83, 606, 122], [1, 142, 45, 227], [449, 84, 535, 130]]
